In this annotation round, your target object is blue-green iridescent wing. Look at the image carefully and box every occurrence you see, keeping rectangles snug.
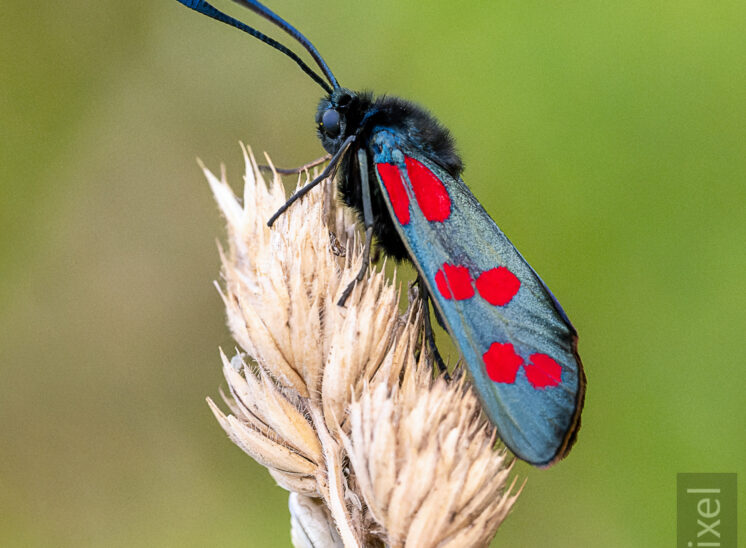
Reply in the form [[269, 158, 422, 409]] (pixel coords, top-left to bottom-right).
[[368, 127, 585, 466]]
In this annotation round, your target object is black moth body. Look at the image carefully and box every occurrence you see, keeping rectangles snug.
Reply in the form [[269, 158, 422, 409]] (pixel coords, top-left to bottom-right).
[[317, 89, 463, 261]]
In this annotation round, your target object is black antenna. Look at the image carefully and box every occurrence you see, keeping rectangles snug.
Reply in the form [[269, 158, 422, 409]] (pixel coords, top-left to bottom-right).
[[175, 0, 335, 94], [232, 0, 339, 90]]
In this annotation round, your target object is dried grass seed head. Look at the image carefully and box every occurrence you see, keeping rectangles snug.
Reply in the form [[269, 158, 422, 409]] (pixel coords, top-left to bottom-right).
[[204, 145, 520, 547]]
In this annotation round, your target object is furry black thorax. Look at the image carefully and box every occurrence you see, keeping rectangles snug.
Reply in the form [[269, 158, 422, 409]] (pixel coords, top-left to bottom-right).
[[315, 89, 463, 260]]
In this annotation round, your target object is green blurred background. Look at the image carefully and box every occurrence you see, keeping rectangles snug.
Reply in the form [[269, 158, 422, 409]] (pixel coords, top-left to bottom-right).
[[2, 1, 744, 546]]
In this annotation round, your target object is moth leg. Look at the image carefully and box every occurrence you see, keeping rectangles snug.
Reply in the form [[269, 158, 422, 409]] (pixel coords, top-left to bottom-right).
[[431, 296, 447, 330], [338, 148, 374, 307], [337, 226, 373, 306], [258, 153, 332, 174], [418, 277, 450, 379], [268, 135, 354, 227]]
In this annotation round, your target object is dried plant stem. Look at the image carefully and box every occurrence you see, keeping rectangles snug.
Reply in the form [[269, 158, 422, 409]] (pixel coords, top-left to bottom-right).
[[309, 403, 360, 547]]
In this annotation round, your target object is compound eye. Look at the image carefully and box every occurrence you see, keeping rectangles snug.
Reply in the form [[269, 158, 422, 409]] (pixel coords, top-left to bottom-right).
[[321, 109, 341, 138]]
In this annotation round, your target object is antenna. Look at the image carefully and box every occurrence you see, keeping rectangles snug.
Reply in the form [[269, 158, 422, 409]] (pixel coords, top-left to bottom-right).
[[232, 0, 339, 90], [175, 0, 338, 93]]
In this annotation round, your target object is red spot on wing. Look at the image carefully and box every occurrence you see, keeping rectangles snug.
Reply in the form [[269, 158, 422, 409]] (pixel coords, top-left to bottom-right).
[[434, 263, 474, 300], [476, 267, 521, 306], [376, 163, 410, 225], [404, 156, 451, 222], [483, 342, 523, 384], [524, 353, 562, 389]]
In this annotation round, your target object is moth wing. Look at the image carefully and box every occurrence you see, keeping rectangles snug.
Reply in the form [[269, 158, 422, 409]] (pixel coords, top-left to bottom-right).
[[369, 129, 585, 465]]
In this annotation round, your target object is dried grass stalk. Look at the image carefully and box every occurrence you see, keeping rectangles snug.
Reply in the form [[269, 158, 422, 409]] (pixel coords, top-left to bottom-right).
[[204, 145, 521, 547]]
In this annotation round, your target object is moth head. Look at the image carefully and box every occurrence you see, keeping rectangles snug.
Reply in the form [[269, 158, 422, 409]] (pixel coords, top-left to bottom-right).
[[316, 88, 357, 153]]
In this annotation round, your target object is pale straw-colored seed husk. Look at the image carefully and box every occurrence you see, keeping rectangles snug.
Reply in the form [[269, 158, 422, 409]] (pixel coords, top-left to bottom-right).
[[204, 144, 521, 547]]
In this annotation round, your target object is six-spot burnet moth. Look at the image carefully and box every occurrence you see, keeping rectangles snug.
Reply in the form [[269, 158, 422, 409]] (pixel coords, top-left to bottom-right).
[[175, 0, 586, 467]]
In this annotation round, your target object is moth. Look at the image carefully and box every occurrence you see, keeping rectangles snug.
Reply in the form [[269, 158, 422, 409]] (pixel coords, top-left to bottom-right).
[[176, 0, 586, 466]]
